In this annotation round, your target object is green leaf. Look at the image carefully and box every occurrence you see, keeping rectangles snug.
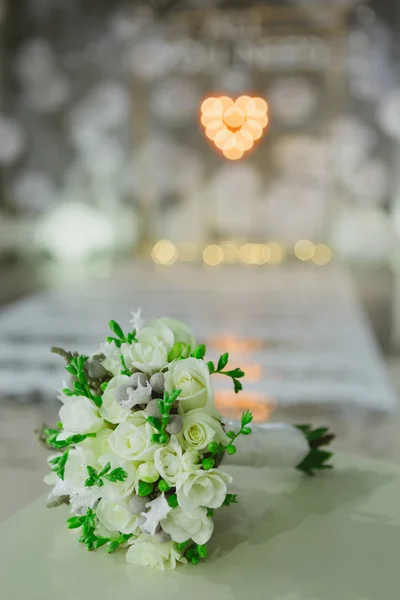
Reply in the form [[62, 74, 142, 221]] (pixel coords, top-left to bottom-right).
[[92, 395, 102, 408], [241, 427, 252, 435], [62, 388, 75, 396], [93, 537, 109, 549], [176, 540, 190, 551], [147, 416, 162, 431], [100, 382, 108, 392], [192, 344, 206, 360], [217, 352, 229, 371], [67, 516, 84, 529], [201, 457, 215, 470], [225, 368, 245, 379], [168, 342, 185, 362], [77, 355, 88, 370], [223, 493, 238, 507], [105, 468, 128, 483], [226, 431, 235, 439], [207, 361, 215, 374], [233, 379, 242, 394], [196, 544, 207, 559], [108, 320, 125, 341], [158, 479, 171, 492], [167, 493, 178, 508], [65, 364, 77, 376], [151, 433, 162, 444], [107, 541, 119, 553], [99, 463, 111, 477], [206, 508, 214, 517], [138, 480, 154, 497], [87, 466, 98, 479], [120, 355, 131, 377], [241, 410, 253, 428], [106, 336, 122, 348], [207, 441, 223, 456], [57, 450, 69, 480]]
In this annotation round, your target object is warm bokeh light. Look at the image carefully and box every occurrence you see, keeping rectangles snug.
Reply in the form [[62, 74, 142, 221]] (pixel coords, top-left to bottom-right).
[[203, 244, 224, 266], [294, 239, 315, 261], [220, 242, 239, 264], [267, 241, 285, 264], [215, 390, 276, 422], [312, 244, 332, 266], [238, 243, 271, 265], [177, 241, 200, 262], [206, 334, 263, 353], [200, 95, 269, 160], [151, 239, 178, 265]]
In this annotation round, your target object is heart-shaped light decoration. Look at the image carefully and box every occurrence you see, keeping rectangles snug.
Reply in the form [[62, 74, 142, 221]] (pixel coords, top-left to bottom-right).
[[200, 95, 269, 160]]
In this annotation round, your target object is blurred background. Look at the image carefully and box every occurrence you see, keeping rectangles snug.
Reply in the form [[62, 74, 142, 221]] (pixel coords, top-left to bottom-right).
[[2, 0, 400, 519]]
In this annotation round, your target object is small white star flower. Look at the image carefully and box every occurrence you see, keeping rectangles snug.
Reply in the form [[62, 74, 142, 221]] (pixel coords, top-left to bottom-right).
[[140, 493, 171, 536], [130, 308, 144, 333], [120, 380, 152, 409]]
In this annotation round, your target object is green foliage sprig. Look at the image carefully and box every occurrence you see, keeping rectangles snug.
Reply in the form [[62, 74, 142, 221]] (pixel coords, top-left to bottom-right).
[[147, 388, 182, 444], [223, 493, 238, 507], [85, 463, 128, 487], [49, 450, 69, 480], [107, 320, 138, 348], [207, 410, 253, 458], [67, 509, 132, 552], [184, 543, 208, 565], [207, 352, 245, 393], [295, 425, 335, 476], [62, 355, 102, 408], [45, 428, 96, 451]]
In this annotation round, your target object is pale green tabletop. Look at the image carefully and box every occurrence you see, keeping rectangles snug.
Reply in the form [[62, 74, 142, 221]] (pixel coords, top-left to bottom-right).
[[1, 455, 399, 600]]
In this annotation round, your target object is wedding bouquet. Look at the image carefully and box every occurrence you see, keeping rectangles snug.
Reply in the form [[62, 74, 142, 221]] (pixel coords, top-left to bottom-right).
[[40, 311, 334, 570], [41, 311, 255, 569]]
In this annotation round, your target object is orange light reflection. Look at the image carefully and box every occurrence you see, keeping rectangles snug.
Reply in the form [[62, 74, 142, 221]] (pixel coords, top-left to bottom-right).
[[215, 390, 276, 423], [206, 334, 263, 354]]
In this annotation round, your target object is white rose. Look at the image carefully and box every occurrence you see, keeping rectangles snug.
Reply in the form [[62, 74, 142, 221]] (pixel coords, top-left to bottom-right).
[[59, 394, 104, 435], [176, 469, 232, 512], [96, 498, 140, 536], [136, 462, 159, 484], [161, 506, 214, 545], [121, 323, 174, 375], [99, 375, 132, 424], [154, 436, 199, 487], [149, 317, 195, 349], [80, 428, 112, 459], [126, 534, 185, 570], [181, 409, 228, 452], [63, 446, 98, 491], [109, 411, 158, 461], [165, 358, 217, 415], [99, 458, 137, 502]]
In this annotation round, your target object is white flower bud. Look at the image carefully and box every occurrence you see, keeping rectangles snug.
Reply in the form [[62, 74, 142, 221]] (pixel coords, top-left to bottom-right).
[[149, 372, 165, 396], [115, 383, 135, 406], [145, 398, 162, 420], [130, 372, 148, 388], [130, 495, 149, 514], [166, 415, 183, 435], [86, 358, 108, 380], [154, 530, 171, 544]]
